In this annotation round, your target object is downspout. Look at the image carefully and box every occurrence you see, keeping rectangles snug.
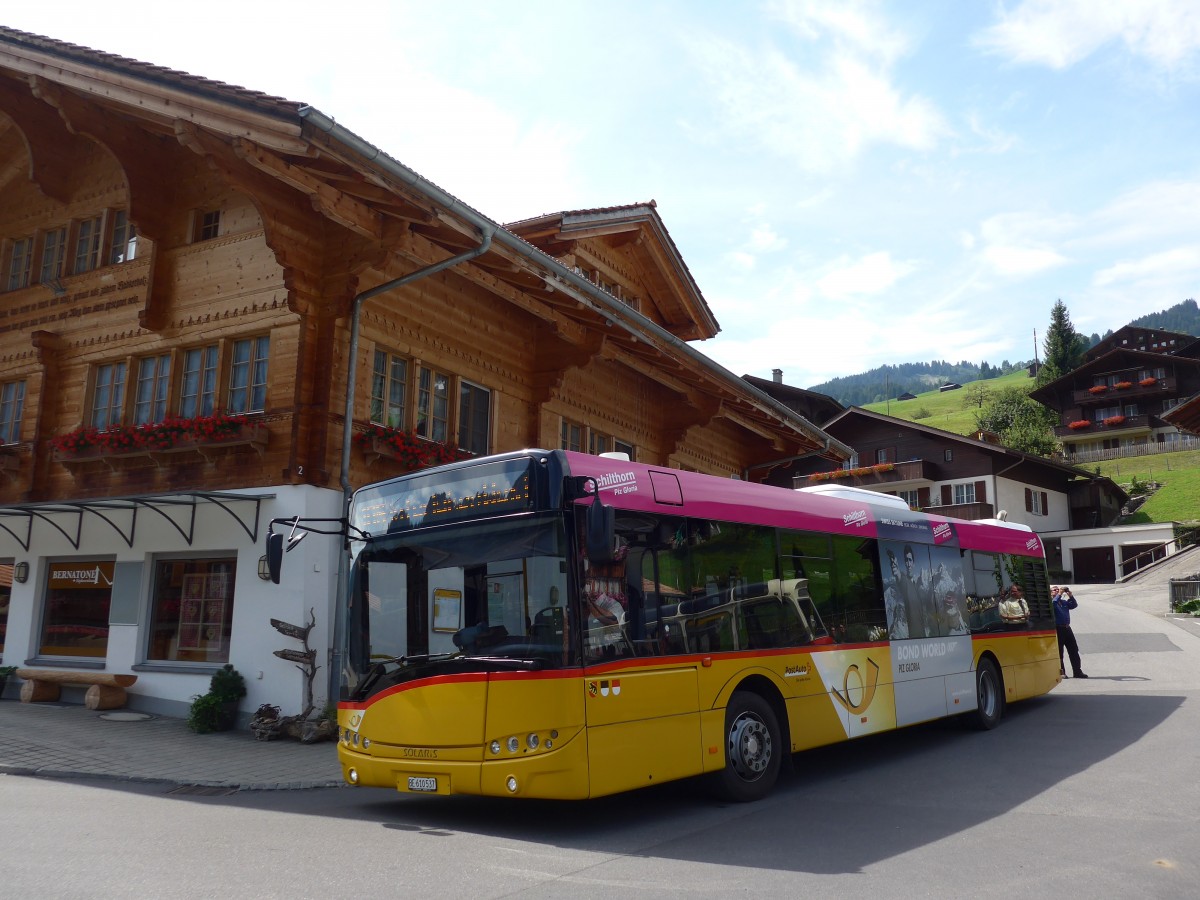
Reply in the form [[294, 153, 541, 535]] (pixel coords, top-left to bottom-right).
[[328, 227, 493, 699], [298, 106, 851, 461]]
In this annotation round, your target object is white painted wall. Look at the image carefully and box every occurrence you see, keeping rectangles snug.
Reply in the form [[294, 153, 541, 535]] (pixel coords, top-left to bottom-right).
[[994, 477, 1071, 532]]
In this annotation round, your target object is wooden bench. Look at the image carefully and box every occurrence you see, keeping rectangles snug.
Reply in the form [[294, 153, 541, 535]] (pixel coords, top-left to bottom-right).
[[15, 668, 137, 710]]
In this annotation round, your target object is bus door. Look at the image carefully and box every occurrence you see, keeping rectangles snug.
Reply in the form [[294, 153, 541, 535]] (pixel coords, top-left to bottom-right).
[[582, 543, 702, 797]]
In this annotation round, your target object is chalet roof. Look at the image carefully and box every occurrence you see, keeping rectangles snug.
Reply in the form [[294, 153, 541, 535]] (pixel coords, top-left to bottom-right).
[[506, 202, 718, 340], [823, 406, 1119, 486], [0, 27, 850, 464], [1085, 324, 1197, 362], [1162, 392, 1200, 435], [741, 375, 843, 411]]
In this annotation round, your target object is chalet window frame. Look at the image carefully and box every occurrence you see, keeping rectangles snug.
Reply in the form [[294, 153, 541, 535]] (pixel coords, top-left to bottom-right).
[[457, 378, 491, 457], [108, 210, 138, 265], [193, 209, 222, 242], [370, 348, 410, 430], [415, 365, 451, 444], [39, 226, 68, 283], [133, 354, 173, 425], [952, 482, 976, 505], [226, 335, 270, 415], [178, 344, 219, 419], [88, 360, 128, 430], [72, 213, 106, 275], [876, 447, 895, 465], [4, 236, 34, 291], [0, 379, 26, 445]]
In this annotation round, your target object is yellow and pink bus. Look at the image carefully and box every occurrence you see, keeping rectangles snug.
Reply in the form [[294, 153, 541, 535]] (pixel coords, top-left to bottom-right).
[[284, 449, 1059, 801]]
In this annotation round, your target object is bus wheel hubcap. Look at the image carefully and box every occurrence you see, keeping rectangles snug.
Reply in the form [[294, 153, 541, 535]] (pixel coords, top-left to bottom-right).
[[729, 713, 771, 779]]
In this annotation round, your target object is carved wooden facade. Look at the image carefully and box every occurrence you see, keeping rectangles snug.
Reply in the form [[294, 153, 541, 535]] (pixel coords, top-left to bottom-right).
[[0, 29, 847, 715]]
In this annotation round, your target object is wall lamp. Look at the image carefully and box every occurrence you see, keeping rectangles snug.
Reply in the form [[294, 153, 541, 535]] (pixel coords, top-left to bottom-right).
[[257, 555, 272, 581], [13, 561, 29, 584]]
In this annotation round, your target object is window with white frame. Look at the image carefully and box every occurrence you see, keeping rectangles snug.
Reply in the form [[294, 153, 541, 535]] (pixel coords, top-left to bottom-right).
[[953, 482, 976, 505], [5, 236, 33, 291], [416, 366, 450, 443], [0, 380, 25, 444], [561, 418, 584, 452], [90, 362, 127, 429], [897, 489, 919, 509], [227, 336, 269, 414], [197, 210, 221, 242], [179, 345, 218, 418], [371, 350, 408, 429], [108, 211, 137, 264], [39, 227, 67, 283], [133, 354, 172, 425], [457, 380, 490, 456], [73, 215, 103, 274]]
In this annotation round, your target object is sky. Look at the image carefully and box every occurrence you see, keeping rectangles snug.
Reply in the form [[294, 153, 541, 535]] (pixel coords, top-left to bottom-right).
[[7, 1, 1200, 389]]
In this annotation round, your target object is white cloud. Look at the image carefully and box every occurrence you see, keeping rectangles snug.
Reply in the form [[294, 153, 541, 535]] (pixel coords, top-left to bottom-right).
[[975, 211, 1073, 277], [975, 0, 1200, 72], [817, 251, 917, 298], [1093, 246, 1200, 287]]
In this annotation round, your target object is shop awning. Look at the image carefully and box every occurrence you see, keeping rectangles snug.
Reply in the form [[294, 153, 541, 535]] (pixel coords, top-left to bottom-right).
[[0, 491, 275, 551]]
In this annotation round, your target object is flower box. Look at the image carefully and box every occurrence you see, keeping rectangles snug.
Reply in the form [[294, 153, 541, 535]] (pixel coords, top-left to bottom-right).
[[1102, 415, 1127, 426], [1139, 378, 1157, 387], [356, 424, 471, 472], [1087, 386, 1108, 395], [52, 415, 267, 470], [1067, 420, 1091, 430], [1113, 381, 1133, 390]]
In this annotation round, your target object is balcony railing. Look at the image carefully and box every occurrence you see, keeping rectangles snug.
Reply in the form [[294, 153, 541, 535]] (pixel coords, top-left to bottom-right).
[[798, 458, 936, 489], [1055, 414, 1152, 439], [1071, 377, 1175, 405], [924, 501, 994, 521]]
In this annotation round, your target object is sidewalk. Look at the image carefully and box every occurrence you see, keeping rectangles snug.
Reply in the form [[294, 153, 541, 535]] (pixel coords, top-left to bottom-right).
[[0, 700, 344, 791]]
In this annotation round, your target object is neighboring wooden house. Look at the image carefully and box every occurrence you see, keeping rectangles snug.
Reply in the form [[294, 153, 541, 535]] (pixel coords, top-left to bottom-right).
[[1031, 325, 1200, 459], [742, 371, 843, 424], [0, 29, 848, 715], [896, 391, 917, 402], [938, 383, 961, 393], [775, 408, 1126, 533]]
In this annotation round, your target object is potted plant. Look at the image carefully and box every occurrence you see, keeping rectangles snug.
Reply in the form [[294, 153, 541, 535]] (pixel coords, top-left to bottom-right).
[[187, 664, 247, 733], [0, 665, 16, 698]]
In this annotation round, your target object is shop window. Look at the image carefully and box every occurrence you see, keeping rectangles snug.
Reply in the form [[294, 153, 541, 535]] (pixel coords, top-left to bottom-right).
[[458, 380, 491, 456], [371, 350, 409, 429], [228, 336, 269, 414], [133, 354, 172, 425], [147, 557, 236, 663], [0, 380, 24, 444], [5, 236, 33, 291], [89, 362, 127, 429], [73, 215, 104, 274], [179, 345, 218, 418], [416, 366, 450, 443], [38, 560, 115, 659]]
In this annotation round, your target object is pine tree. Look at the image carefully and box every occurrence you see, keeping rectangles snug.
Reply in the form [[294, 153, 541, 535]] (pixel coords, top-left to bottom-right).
[[1038, 299, 1087, 385]]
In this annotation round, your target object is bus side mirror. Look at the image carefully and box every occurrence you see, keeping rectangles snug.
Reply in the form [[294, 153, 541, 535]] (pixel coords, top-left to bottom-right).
[[265, 530, 284, 584], [586, 493, 615, 564]]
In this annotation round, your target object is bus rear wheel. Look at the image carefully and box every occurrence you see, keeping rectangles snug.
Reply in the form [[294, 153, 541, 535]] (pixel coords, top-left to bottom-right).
[[970, 658, 1005, 730], [714, 692, 782, 802]]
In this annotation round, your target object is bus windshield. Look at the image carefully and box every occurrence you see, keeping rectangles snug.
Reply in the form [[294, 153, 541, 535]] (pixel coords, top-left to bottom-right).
[[345, 514, 574, 694]]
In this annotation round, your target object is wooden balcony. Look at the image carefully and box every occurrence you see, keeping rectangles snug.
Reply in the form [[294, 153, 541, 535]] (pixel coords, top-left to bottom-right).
[[798, 458, 937, 489], [1071, 377, 1175, 405], [923, 501, 994, 521], [1055, 414, 1152, 439]]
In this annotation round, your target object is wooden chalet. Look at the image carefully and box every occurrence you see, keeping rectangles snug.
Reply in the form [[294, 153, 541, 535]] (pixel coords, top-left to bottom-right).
[[0, 28, 848, 716], [1031, 325, 1200, 459]]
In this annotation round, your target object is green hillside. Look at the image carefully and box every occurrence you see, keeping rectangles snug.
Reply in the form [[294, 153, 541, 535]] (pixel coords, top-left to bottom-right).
[[860, 373, 1200, 526], [861, 370, 1034, 435]]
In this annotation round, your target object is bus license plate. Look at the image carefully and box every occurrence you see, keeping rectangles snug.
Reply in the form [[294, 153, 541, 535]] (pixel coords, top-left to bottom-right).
[[407, 776, 437, 792]]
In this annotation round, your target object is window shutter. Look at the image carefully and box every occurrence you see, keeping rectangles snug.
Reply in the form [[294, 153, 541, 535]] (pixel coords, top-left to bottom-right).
[[1025, 488, 1033, 512], [1041, 491, 1048, 515], [917, 487, 930, 508], [974, 480, 986, 503], [941, 485, 952, 505]]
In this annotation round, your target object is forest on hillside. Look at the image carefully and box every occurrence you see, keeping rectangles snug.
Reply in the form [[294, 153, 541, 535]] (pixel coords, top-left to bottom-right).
[[809, 298, 1200, 406]]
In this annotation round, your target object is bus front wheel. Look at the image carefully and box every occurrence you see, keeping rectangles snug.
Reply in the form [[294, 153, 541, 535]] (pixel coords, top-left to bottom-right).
[[971, 658, 1005, 730], [714, 692, 782, 802]]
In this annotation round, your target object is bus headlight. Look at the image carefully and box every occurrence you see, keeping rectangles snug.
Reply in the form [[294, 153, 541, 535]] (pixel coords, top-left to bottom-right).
[[506, 736, 520, 753], [490, 740, 501, 755], [506, 775, 518, 793], [527, 733, 539, 750]]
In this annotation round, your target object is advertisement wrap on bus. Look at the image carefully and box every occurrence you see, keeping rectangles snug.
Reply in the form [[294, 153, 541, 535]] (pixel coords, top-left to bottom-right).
[[266, 449, 1059, 801]]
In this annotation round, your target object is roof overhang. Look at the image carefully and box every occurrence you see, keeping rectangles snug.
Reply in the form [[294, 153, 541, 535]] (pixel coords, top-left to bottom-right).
[[0, 491, 274, 551]]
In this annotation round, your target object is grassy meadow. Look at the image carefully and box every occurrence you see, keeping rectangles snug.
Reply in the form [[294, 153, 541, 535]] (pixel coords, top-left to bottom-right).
[[858, 372, 1200, 526]]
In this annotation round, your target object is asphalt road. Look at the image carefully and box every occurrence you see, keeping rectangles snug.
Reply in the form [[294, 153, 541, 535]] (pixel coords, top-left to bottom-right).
[[4, 584, 1199, 899]]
